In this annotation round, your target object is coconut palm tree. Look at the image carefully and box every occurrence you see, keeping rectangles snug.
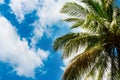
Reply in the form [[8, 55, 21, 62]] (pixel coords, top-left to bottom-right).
[[53, 0, 120, 80]]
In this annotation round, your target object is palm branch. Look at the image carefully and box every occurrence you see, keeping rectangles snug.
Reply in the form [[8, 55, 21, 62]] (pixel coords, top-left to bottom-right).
[[54, 33, 100, 59]]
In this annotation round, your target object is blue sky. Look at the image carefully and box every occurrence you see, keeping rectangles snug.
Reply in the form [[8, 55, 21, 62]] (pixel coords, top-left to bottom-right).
[[0, 0, 71, 80]]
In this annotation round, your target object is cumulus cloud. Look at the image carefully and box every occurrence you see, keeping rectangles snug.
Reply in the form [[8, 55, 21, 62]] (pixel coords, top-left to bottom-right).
[[9, 0, 39, 23], [0, 16, 49, 78]]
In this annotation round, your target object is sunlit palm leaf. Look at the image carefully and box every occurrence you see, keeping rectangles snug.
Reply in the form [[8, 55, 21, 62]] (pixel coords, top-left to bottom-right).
[[61, 2, 87, 17], [64, 13, 110, 33]]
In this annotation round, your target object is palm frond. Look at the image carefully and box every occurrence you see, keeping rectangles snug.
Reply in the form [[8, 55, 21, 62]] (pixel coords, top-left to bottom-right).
[[97, 56, 108, 80], [84, 52, 108, 80], [63, 18, 80, 22], [105, 0, 114, 9], [68, 14, 109, 33], [117, 8, 120, 17], [63, 18, 85, 29], [82, 0, 104, 16], [61, 2, 87, 17], [53, 33, 80, 51], [86, 14, 110, 30], [62, 45, 103, 80], [62, 33, 100, 59], [71, 19, 85, 29], [105, 0, 114, 21]]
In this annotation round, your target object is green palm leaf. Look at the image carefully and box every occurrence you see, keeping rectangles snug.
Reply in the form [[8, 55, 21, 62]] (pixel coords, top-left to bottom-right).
[[53, 33, 82, 51], [62, 33, 100, 59], [61, 2, 87, 17]]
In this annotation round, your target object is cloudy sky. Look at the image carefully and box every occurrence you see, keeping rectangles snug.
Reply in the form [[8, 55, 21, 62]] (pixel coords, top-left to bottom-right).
[[1, 0, 120, 80], [0, 0, 72, 80]]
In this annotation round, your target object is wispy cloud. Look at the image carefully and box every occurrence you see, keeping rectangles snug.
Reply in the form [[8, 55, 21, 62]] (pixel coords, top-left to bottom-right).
[[0, 16, 49, 78]]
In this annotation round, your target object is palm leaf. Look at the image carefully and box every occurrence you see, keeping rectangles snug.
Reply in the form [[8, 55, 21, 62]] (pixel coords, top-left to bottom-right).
[[62, 33, 100, 59], [67, 14, 109, 33], [84, 52, 108, 80], [71, 19, 85, 29], [62, 45, 103, 80], [97, 54, 108, 80], [63, 18, 80, 22], [82, 0, 104, 16], [53, 33, 80, 51], [61, 2, 87, 17]]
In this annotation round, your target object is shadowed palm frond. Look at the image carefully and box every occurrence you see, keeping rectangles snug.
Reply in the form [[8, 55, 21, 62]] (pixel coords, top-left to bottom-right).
[[84, 52, 108, 80], [62, 45, 103, 80], [97, 53, 108, 80], [63, 18, 81, 22]]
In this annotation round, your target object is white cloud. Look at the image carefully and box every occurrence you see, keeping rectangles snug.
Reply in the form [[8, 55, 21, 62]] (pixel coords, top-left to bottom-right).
[[9, 0, 68, 23], [38, 0, 67, 27], [9, 0, 39, 23], [0, 16, 49, 78], [0, 0, 4, 4], [30, 20, 45, 46], [31, 0, 71, 45], [37, 49, 49, 60], [9, 0, 74, 45]]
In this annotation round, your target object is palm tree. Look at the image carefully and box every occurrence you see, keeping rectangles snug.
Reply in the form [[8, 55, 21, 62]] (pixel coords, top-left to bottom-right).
[[53, 0, 120, 80]]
